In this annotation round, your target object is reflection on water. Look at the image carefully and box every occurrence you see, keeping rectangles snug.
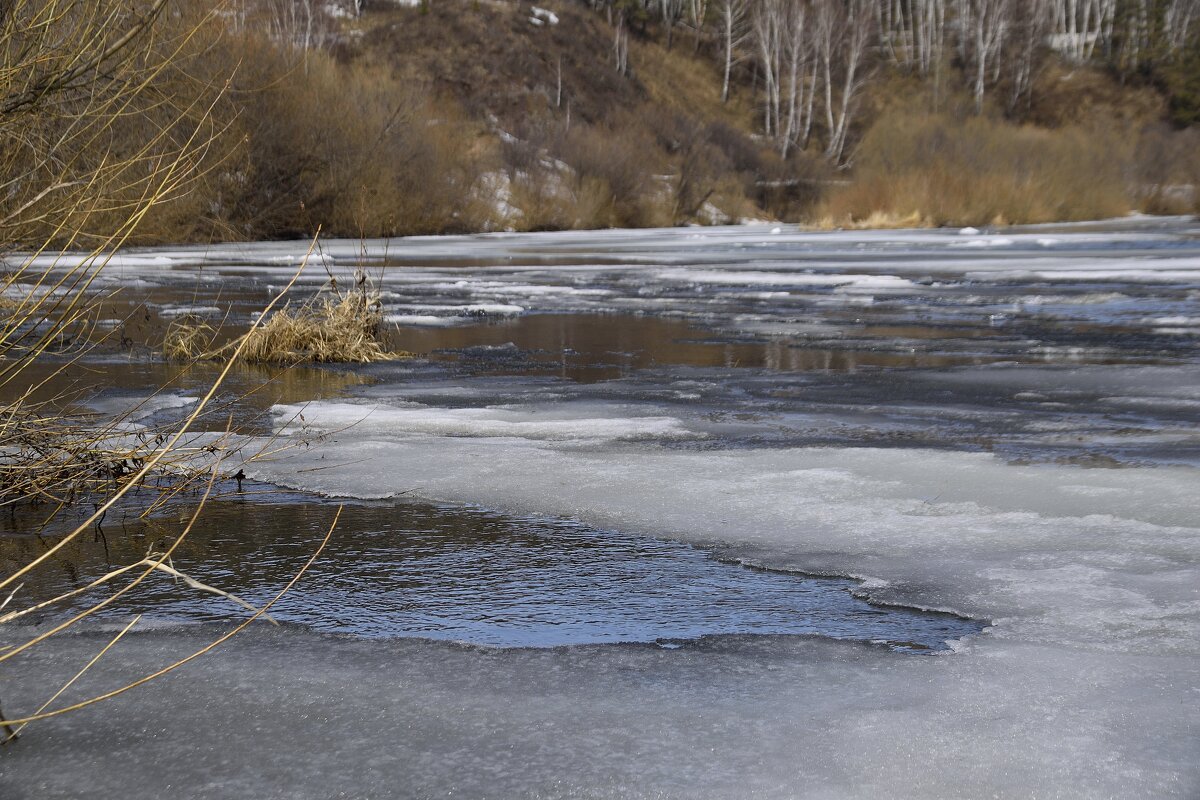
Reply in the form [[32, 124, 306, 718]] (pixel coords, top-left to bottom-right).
[[388, 314, 1016, 382], [0, 498, 982, 651], [0, 357, 370, 431]]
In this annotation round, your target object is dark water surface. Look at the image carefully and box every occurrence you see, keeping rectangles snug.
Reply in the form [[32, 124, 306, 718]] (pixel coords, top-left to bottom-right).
[[0, 497, 981, 651]]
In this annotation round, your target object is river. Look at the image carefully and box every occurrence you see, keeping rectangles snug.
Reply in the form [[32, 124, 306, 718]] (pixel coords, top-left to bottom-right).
[[2, 218, 1198, 798]]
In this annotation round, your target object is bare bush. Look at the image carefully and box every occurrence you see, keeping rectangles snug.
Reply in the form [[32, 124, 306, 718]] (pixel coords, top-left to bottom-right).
[[819, 111, 1133, 226], [1131, 124, 1200, 215], [556, 123, 670, 228], [212, 41, 484, 239]]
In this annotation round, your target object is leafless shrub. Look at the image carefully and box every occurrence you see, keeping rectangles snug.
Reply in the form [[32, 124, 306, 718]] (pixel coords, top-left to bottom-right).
[[557, 123, 670, 228], [189, 32, 485, 240], [819, 111, 1132, 226], [1130, 124, 1200, 215]]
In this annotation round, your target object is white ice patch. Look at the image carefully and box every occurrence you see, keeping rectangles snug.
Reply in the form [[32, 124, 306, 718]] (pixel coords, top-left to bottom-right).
[[158, 305, 223, 317], [951, 237, 1014, 248], [2, 253, 175, 271], [247, 416, 1200, 658], [267, 252, 335, 267], [86, 392, 199, 423], [271, 401, 698, 443], [384, 314, 462, 327], [0, 283, 73, 300], [656, 269, 917, 291], [1145, 316, 1200, 327]]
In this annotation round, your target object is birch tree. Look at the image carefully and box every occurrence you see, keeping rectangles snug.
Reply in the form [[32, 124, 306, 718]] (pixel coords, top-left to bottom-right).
[[957, 0, 1011, 113], [814, 0, 873, 162], [719, 0, 750, 103], [614, 9, 631, 75], [660, 0, 685, 49], [1006, 0, 1050, 111], [752, 0, 785, 138], [876, 0, 947, 76], [1045, 0, 1115, 62], [687, 0, 710, 50], [1164, 0, 1200, 52], [779, 0, 813, 157]]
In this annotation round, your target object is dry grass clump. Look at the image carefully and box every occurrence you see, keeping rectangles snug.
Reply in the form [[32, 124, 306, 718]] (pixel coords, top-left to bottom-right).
[[237, 291, 392, 365], [819, 112, 1134, 227], [162, 316, 219, 362], [166, 275, 398, 365], [0, 408, 140, 510]]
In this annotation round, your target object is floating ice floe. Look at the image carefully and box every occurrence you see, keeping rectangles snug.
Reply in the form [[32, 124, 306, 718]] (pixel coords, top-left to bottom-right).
[[384, 314, 462, 327], [85, 392, 199, 424], [158, 305, 223, 317], [270, 400, 698, 443]]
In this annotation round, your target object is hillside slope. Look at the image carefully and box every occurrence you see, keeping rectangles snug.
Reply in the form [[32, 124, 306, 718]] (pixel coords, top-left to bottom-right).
[[91, 0, 1200, 241]]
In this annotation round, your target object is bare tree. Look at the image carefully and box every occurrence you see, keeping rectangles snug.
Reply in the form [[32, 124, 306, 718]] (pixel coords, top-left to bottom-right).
[[687, 0, 710, 50], [779, 0, 813, 157], [1045, 0, 1114, 62], [814, 0, 873, 162], [957, 0, 1010, 113], [660, 0, 685, 48], [1111, 0, 1199, 71], [614, 6, 631, 75], [1006, 0, 1050, 112], [877, 0, 947, 76], [719, 0, 750, 103], [752, 0, 785, 139], [1164, 0, 1200, 52]]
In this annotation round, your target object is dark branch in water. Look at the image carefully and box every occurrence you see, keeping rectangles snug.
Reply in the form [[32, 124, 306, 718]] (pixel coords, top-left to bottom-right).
[[0, 700, 17, 742]]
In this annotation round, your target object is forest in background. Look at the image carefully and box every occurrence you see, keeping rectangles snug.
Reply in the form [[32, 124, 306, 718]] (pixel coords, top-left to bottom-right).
[[5, 0, 1200, 247]]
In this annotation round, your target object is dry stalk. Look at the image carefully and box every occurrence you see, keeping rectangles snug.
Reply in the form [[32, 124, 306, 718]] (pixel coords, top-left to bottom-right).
[[0, 557, 280, 627]]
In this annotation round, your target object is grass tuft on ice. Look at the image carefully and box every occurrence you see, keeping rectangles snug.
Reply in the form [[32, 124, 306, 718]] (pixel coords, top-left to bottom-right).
[[166, 276, 403, 365]]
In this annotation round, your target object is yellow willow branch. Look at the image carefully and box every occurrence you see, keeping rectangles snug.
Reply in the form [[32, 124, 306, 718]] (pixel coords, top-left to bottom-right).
[[3, 613, 142, 743], [1, 505, 339, 727], [0, 229, 321, 593]]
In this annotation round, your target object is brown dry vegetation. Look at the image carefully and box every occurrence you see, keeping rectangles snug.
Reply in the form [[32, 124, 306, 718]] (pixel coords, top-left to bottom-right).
[[209, 0, 1200, 234], [118, 0, 808, 238], [819, 111, 1135, 227]]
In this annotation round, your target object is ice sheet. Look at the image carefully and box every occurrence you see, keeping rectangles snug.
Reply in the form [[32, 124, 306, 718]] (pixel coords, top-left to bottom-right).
[[1, 629, 1195, 799]]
